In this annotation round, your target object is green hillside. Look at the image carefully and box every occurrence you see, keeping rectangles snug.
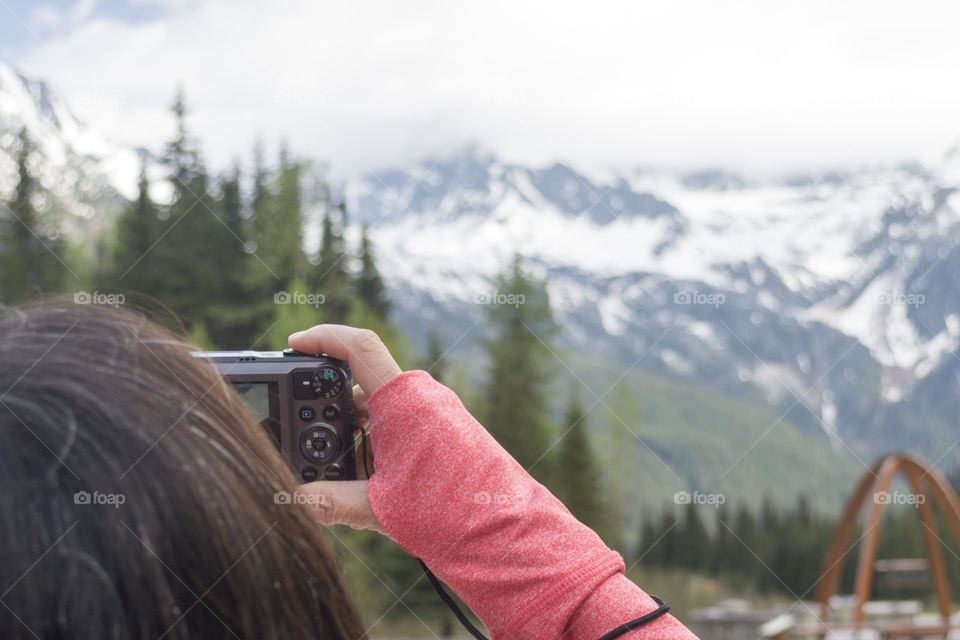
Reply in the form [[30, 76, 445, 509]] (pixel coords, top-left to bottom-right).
[[547, 357, 863, 540]]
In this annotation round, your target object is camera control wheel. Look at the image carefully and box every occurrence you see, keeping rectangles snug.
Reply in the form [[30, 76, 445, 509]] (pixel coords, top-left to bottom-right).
[[299, 424, 340, 463]]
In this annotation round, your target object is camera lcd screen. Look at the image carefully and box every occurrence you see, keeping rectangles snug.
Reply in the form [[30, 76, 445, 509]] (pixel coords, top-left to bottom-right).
[[233, 382, 273, 423]]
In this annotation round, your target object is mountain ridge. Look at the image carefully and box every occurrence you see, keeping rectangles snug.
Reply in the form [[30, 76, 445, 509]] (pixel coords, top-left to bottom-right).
[[351, 142, 960, 465], [4, 62, 960, 474]]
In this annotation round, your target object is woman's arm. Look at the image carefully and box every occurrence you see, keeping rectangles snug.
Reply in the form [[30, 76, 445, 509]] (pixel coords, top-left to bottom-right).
[[366, 371, 697, 640], [289, 327, 698, 640]]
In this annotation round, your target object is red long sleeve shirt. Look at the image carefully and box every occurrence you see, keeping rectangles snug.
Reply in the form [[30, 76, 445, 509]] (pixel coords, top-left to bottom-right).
[[366, 370, 699, 640]]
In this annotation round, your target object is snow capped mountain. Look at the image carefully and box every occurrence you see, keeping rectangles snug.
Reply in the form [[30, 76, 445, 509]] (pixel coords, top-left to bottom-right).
[[4, 63, 958, 465], [0, 62, 140, 242], [351, 145, 960, 461]]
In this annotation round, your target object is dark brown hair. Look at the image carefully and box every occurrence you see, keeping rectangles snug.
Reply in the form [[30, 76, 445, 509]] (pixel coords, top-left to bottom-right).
[[0, 301, 366, 639]]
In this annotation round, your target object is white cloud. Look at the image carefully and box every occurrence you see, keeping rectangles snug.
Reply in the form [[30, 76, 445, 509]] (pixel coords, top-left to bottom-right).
[[13, 0, 960, 180], [28, 0, 100, 36]]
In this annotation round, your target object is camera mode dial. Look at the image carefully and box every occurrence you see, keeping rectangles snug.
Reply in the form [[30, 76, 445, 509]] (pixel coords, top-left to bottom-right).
[[311, 365, 345, 399]]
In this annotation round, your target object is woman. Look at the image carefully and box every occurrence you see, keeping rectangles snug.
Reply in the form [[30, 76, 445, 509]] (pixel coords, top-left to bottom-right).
[[0, 302, 697, 639]]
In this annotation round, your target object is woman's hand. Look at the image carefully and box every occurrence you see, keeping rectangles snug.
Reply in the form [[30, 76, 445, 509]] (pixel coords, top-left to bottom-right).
[[287, 325, 401, 532], [290, 326, 696, 638], [289, 325, 401, 394]]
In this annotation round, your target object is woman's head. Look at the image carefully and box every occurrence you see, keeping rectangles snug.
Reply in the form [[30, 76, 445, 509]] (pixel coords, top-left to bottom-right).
[[0, 301, 365, 639]]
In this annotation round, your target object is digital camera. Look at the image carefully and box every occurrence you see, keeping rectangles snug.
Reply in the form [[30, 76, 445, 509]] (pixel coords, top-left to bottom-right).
[[193, 349, 357, 482]]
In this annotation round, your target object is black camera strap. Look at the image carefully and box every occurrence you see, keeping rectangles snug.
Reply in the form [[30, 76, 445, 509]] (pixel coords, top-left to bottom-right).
[[418, 559, 489, 639]]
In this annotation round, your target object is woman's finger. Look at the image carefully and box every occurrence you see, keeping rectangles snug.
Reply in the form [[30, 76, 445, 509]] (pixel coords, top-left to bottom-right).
[[297, 480, 381, 532], [349, 384, 374, 478], [351, 421, 375, 480], [352, 384, 368, 420], [289, 325, 401, 395]]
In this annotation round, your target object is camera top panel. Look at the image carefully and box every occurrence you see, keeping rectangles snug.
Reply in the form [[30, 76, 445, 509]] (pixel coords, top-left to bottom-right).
[[192, 348, 346, 365]]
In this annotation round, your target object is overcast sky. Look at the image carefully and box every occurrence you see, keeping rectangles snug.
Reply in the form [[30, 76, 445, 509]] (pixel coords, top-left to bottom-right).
[[3, 0, 960, 180]]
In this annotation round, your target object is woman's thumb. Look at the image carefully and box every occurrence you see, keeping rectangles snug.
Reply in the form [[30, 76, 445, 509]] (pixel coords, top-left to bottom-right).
[[298, 480, 382, 532]]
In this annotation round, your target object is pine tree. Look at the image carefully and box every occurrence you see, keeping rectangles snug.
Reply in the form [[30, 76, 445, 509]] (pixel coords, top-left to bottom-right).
[[250, 142, 309, 295], [0, 127, 68, 302], [221, 163, 244, 242], [646, 508, 680, 567], [310, 203, 352, 323], [420, 327, 448, 383], [760, 495, 779, 531], [796, 494, 812, 528], [211, 163, 258, 346], [555, 388, 614, 544], [480, 255, 558, 485], [248, 140, 282, 338], [730, 504, 758, 578], [251, 139, 269, 229], [603, 380, 640, 544], [711, 502, 736, 576], [108, 158, 161, 294], [355, 224, 390, 321], [677, 500, 710, 570], [149, 90, 238, 342], [273, 144, 310, 285], [638, 518, 659, 564], [166, 91, 197, 182]]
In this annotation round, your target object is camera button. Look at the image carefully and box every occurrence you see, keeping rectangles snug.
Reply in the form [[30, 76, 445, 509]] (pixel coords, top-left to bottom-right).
[[301, 466, 318, 482], [299, 406, 316, 421], [321, 405, 340, 421], [324, 465, 343, 480]]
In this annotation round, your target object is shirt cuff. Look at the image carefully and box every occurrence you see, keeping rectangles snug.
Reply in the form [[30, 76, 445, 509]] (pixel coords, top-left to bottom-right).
[[563, 573, 700, 640]]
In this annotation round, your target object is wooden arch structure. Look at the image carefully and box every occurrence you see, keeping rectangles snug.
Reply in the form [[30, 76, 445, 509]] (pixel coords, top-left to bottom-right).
[[815, 453, 960, 627]]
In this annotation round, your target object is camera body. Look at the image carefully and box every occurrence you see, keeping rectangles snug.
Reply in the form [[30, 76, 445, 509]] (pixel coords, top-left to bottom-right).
[[193, 349, 357, 482]]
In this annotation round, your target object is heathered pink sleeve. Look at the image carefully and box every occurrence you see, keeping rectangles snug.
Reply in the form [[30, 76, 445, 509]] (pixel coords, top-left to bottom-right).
[[365, 370, 699, 640]]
